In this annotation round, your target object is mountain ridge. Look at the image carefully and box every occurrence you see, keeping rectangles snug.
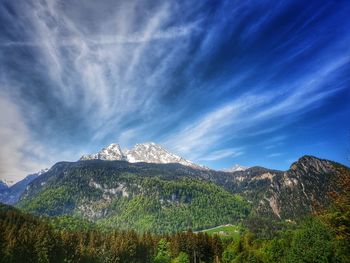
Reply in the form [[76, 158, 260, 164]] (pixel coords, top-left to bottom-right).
[[80, 142, 207, 170], [14, 154, 350, 234], [0, 169, 48, 205]]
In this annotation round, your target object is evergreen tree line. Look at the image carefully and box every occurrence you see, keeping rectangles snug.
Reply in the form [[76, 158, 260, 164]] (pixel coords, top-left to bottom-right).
[[1, 199, 349, 263], [0, 205, 222, 263]]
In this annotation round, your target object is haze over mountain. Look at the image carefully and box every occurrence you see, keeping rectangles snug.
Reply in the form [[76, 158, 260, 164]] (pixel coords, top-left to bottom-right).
[[0, 169, 48, 205]]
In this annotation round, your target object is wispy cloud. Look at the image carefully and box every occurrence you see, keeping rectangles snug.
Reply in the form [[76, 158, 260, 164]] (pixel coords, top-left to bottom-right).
[[198, 148, 244, 161], [0, 0, 200, 181], [1, 0, 349, 181], [267, 153, 284, 158], [163, 54, 350, 161]]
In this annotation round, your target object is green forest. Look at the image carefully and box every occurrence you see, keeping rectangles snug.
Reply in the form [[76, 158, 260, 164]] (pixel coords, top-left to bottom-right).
[[1, 171, 349, 263], [18, 170, 251, 233]]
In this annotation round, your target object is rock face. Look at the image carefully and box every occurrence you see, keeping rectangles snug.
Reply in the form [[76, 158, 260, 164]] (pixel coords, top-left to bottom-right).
[[230, 156, 347, 219], [80, 142, 205, 169]]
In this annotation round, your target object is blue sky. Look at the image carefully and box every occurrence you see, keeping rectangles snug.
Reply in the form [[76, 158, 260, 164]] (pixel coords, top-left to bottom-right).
[[0, 0, 349, 182]]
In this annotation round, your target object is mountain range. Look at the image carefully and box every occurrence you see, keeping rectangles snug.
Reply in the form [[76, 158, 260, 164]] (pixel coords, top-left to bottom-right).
[[1, 142, 349, 233], [0, 169, 48, 205], [80, 142, 206, 169]]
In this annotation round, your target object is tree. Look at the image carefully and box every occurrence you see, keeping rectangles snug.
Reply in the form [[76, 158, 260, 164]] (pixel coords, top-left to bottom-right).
[[172, 252, 190, 263], [154, 239, 171, 263], [287, 218, 332, 263]]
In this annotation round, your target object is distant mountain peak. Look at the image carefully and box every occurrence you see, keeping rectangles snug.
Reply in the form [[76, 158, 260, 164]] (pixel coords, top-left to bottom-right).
[[80, 142, 205, 169], [0, 168, 48, 205], [222, 164, 248, 172]]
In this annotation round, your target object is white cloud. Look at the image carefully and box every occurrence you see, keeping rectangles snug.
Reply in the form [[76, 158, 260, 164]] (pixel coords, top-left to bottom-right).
[[0, 93, 48, 183], [0, 0, 199, 182], [198, 148, 244, 161]]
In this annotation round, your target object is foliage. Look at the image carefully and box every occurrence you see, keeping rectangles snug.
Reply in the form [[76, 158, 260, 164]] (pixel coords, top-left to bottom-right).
[[172, 252, 190, 263], [154, 239, 171, 263], [0, 204, 222, 263], [5, 159, 350, 262], [18, 168, 250, 233]]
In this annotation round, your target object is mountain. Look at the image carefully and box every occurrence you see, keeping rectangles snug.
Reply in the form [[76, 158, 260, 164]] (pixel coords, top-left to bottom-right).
[[222, 164, 248, 172], [0, 169, 48, 205], [229, 156, 349, 219], [17, 161, 249, 233], [0, 180, 8, 191], [15, 155, 349, 233], [80, 142, 205, 169], [81, 143, 126, 161]]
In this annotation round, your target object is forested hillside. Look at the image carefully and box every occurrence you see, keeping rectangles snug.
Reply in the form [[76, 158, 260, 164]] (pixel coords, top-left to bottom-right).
[[1, 168, 349, 263], [17, 161, 250, 233], [17, 156, 349, 234]]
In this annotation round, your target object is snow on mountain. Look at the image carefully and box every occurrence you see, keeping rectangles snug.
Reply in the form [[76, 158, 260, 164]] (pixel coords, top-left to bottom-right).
[[80, 142, 205, 169], [125, 142, 198, 167], [35, 168, 50, 176], [81, 143, 126, 161], [222, 164, 248, 172]]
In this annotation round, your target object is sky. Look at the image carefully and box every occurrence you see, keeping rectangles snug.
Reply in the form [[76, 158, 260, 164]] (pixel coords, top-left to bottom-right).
[[0, 0, 350, 183]]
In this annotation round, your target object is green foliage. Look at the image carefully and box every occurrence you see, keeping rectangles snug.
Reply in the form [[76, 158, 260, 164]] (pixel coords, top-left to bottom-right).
[[0, 204, 222, 263], [287, 218, 333, 263], [7, 158, 350, 262], [154, 239, 171, 263], [264, 236, 291, 263], [18, 187, 75, 216], [18, 168, 250, 233], [98, 178, 250, 233], [48, 215, 96, 232], [172, 252, 190, 263]]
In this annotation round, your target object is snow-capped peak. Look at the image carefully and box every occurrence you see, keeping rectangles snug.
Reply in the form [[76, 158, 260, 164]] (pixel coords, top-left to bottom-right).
[[126, 142, 191, 165], [80, 143, 126, 161], [80, 142, 205, 169], [222, 164, 248, 172]]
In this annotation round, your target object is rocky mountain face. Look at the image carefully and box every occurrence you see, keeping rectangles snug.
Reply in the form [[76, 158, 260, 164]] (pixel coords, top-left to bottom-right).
[[0, 169, 48, 205], [230, 156, 347, 219], [12, 155, 350, 232], [80, 142, 205, 169]]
